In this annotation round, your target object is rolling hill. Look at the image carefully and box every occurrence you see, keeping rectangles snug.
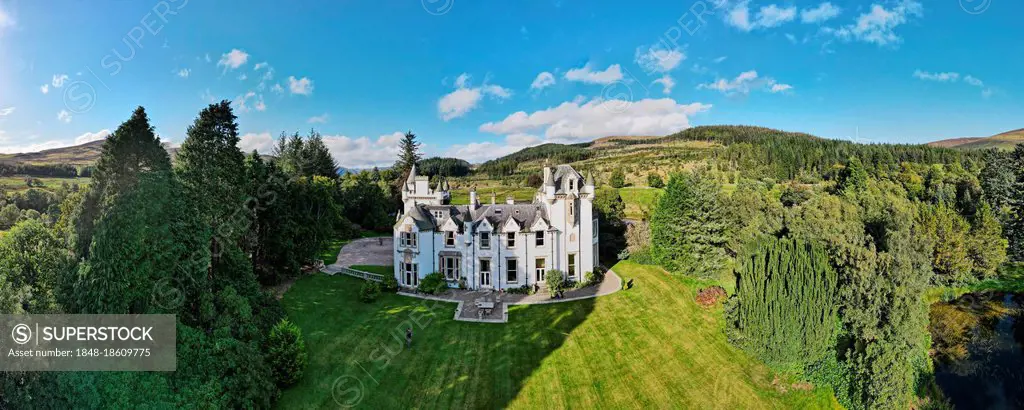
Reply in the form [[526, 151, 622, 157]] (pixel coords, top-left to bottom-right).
[[928, 128, 1024, 150], [0, 140, 108, 166]]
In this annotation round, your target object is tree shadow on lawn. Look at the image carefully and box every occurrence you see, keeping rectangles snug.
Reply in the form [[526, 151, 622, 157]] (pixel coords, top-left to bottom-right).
[[278, 274, 596, 409]]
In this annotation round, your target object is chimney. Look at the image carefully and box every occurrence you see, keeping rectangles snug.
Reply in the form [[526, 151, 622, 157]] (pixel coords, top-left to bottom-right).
[[491, 192, 496, 205], [469, 188, 478, 209], [506, 196, 514, 205], [543, 166, 552, 185]]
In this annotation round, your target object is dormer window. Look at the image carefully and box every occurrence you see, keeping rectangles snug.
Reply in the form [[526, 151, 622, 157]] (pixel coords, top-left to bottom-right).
[[535, 231, 545, 247], [569, 179, 575, 191], [432, 210, 444, 220], [495, 208, 502, 214], [506, 232, 516, 248], [445, 231, 456, 247]]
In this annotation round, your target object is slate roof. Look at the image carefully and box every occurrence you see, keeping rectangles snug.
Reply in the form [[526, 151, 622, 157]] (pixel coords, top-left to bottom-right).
[[549, 164, 584, 194], [398, 202, 549, 232]]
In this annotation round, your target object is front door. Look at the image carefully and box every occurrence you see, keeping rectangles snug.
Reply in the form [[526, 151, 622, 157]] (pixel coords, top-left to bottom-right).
[[535, 258, 546, 282], [480, 259, 491, 287], [404, 263, 418, 286]]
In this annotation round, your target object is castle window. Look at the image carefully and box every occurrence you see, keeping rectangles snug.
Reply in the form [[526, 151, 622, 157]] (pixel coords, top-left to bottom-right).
[[569, 179, 575, 190], [400, 232, 417, 248], [535, 231, 545, 247], [506, 259, 518, 283], [432, 210, 444, 220], [444, 231, 456, 247], [568, 253, 577, 280], [480, 232, 490, 249], [506, 232, 516, 248], [440, 256, 461, 281]]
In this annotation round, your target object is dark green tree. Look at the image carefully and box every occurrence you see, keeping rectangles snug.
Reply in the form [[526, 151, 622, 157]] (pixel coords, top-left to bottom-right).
[[70, 106, 170, 258], [725, 237, 838, 370], [394, 130, 422, 182], [266, 319, 308, 387], [650, 172, 729, 278], [593, 186, 627, 262], [609, 168, 626, 188]]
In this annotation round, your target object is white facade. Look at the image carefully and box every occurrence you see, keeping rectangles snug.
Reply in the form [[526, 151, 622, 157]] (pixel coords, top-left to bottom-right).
[[393, 164, 599, 290]]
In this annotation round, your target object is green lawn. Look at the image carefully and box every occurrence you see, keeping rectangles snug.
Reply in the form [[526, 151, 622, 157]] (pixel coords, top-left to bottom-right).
[[0, 176, 91, 192], [450, 187, 537, 205], [618, 187, 663, 220], [279, 261, 837, 409]]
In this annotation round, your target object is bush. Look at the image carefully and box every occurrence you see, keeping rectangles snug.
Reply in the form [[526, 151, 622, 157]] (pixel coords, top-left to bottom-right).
[[506, 284, 534, 295], [545, 270, 566, 296], [266, 319, 308, 387], [417, 272, 447, 295], [381, 274, 399, 292], [359, 280, 382, 303], [583, 267, 606, 286], [647, 173, 665, 188], [609, 168, 626, 188], [695, 286, 727, 307]]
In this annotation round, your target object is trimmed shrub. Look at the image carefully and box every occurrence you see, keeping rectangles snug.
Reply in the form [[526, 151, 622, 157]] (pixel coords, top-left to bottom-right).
[[266, 319, 308, 387], [506, 284, 534, 295], [359, 280, 381, 303], [545, 270, 566, 296], [381, 274, 399, 292], [417, 272, 447, 295]]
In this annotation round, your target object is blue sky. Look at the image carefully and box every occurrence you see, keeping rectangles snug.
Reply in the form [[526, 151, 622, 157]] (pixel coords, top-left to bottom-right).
[[0, 0, 1021, 167]]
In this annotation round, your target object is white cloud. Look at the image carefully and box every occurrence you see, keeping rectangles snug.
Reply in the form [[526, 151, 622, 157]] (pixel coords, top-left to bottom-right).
[[829, 1, 922, 46], [801, 2, 841, 23], [238, 132, 275, 153], [438, 74, 512, 121], [320, 131, 407, 168], [254, 62, 268, 71], [57, 110, 72, 123], [699, 70, 793, 96], [0, 4, 15, 31], [479, 97, 711, 142], [176, 68, 190, 78], [726, 3, 796, 31], [653, 75, 676, 94], [439, 88, 483, 121], [915, 71, 995, 97], [52, 74, 69, 88], [288, 76, 314, 95], [0, 106, 13, 116], [756, 4, 797, 28], [0, 140, 75, 154], [564, 63, 624, 85], [913, 70, 959, 82], [635, 45, 685, 73], [713, 56, 728, 64], [308, 113, 330, 124], [445, 134, 543, 163], [74, 129, 111, 145], [233, 91, 265, 113], [40, 84, 49, 94], [238, 73, 248, 81], [217, 49, 249, 71], [271, 83, 284, 94], [530, 72, 556, 90]]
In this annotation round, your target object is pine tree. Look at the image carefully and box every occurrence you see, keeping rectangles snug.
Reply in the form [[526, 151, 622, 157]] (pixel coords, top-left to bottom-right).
[[1007, 144, 1024, 261], [175, 101, 247, 268], [650, 171, 729, 278], [302, 130, 339, 178], [394, 130, 421, 181], [71, 106, 170, 258]]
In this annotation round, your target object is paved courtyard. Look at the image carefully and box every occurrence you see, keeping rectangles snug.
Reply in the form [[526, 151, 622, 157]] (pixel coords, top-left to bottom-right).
[[330, 237, 393, 269]]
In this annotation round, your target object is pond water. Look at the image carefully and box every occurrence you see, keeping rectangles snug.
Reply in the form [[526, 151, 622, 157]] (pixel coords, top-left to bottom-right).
[[930, 292, 1024, 409]]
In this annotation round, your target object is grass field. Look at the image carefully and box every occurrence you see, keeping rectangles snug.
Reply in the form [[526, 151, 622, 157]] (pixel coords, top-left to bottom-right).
[[449, 187, 537, 205], [618, 187, 662, 220], [279, 261, 837, 409], [0, 176, 91, 192]]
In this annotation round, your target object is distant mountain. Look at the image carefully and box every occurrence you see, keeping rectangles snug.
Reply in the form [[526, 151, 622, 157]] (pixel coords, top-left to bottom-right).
[[928, 128, 1024, 150], [0, 140, 108, 166]]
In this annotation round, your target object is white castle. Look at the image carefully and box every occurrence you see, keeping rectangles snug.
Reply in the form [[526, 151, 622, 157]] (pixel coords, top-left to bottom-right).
[[393, 164, 598, 290]]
